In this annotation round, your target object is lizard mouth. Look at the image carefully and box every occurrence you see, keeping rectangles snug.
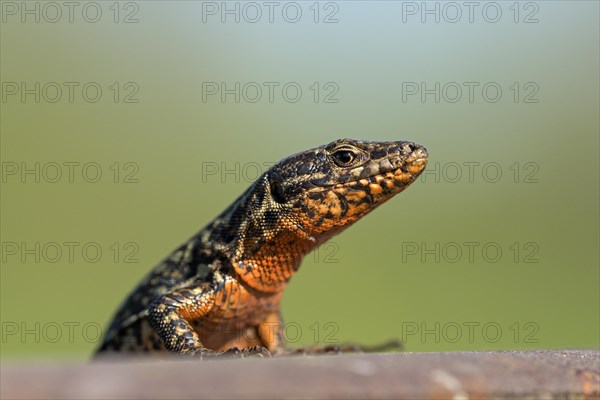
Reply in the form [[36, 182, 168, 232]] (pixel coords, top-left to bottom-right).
[[397, 145, 428, 175], [397, 146, 428, 181], [351, 144, 429, 188]]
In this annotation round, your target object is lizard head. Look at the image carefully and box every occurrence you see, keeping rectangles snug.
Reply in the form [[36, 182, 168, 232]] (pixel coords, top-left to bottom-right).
[[229, 138, 427, 292], [267, 138, 428, 241]]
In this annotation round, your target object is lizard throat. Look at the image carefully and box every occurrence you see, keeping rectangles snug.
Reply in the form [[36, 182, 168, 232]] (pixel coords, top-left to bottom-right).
[[231, 232, 315, 293]]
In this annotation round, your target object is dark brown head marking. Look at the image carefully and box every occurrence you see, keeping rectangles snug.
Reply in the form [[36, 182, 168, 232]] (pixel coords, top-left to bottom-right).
[[270, 138, 428, 238]]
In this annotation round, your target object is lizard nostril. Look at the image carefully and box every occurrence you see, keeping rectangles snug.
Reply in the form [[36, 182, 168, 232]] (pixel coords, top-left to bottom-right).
[[403, 142, 427, 158], [414, 146, 428, 159], [403, 142, 427, 159]]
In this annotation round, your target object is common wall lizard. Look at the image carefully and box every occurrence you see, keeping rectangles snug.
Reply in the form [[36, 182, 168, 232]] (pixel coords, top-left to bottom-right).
[[96, 138, 428, 359]]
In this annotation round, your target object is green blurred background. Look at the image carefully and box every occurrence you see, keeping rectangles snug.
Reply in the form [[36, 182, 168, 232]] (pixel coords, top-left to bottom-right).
[[1, 1, 598, 361]]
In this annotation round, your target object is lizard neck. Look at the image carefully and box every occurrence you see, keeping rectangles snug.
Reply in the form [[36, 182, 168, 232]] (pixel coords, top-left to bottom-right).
[[200, 176, 317, 294], [231, 228, 317, 294]]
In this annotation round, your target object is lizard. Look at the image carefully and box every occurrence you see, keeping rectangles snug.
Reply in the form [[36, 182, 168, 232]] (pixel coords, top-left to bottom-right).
[[95, 138, 428, 359]]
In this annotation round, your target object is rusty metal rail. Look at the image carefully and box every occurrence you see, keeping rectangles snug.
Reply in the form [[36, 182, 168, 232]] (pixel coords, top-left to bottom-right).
[[1, 350, 599, 399]]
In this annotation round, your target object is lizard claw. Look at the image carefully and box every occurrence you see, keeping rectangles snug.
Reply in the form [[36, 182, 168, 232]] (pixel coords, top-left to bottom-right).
[[243, 345, 272, 358], [217, 346, 272, 359]]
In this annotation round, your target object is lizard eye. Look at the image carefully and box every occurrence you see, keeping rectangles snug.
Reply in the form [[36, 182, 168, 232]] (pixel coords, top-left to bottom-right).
[[332, 149, 356, 166]]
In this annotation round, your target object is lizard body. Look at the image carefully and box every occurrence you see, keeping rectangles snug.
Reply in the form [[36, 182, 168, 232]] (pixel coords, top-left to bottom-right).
[[96, 138, 428, 358]]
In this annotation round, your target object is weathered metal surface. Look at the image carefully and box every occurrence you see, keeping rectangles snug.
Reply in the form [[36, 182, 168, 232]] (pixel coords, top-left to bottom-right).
[[1, 350, 599, 399]]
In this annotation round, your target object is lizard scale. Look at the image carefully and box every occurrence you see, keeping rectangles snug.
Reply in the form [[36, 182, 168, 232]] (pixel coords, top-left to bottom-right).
[[96, 138, 428, 359]]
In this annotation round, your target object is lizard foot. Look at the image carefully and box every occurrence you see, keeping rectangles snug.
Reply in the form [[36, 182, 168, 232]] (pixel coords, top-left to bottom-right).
[[217, 346, 272, 359]]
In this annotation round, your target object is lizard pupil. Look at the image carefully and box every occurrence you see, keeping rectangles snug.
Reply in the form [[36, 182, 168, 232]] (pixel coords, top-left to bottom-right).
[[333, 150, 355, 166]]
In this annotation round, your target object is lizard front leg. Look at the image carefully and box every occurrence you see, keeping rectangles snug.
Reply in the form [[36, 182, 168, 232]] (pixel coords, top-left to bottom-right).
[[147, 284, 218, 358], [148, 284, 271, 359]]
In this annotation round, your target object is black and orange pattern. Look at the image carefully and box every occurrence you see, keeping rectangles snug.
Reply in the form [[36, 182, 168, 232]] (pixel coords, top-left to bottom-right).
[[96, 139, 428, 358]]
